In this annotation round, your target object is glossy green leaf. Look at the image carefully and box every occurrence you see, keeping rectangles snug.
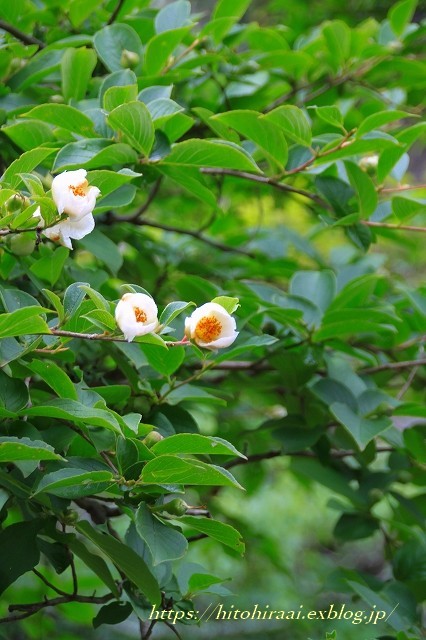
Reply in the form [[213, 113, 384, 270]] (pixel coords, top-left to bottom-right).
[[141, 455, 243, 488], [179, 516, 245, 554], [135, 503, 188, 565], [107, 101, 155, 157], [76, 520, 161, 604], [263, 105, 311, 147], [61, 47, 97, 101]]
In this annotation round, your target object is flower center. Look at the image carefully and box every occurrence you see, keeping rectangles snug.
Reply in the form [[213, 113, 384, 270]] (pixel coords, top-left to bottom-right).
[[69, 180, 88, 197], [134, 307, 147, 323], [195, 316, 222, 342]]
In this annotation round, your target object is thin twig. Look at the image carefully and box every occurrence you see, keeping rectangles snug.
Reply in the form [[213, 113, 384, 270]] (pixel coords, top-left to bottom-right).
[[134, 218, 257, 257], [200, 168, 333, 212], [114, 179, 162, 223], [107, 0, 125, 25], [32, 569, 69, 597], [362, 220, 426, 233], [0, 19, 44, 48], [362, 358, 426, 374], [0, 592, 116, 624]]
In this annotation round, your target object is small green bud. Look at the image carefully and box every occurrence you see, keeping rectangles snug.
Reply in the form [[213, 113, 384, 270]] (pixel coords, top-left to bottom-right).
[[50, 94, 65, 104], [5, 194, 26, 213], [397, 470, 412, 484], [62, 509, 79, 525], [9, 233, 36, 256], [155, 498, 188, 517], [120, 49, 140, 69], [368, 488, 384, 503], [143, 431, 164, 448]]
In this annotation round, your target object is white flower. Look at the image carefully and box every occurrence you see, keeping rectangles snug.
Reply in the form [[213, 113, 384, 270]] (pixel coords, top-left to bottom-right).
[[42, 213, 95, 250], [32, 206, 44, 228], [185, 302, 238, 349], [52, 169, 100, 219], [115, 293, 159, 342], [359, 155, 379, 171]]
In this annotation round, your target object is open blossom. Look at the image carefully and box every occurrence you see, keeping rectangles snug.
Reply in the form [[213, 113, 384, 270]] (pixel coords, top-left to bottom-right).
[[41, 169, 100, 249], [42, 213, 95, 250], [52, 169, 100, 219], [185, 302, 238, 349], [115, 293, 159, 342]]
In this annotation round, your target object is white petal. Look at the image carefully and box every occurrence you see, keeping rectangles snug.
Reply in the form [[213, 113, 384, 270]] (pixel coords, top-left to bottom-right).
[[42, 213, 95, 249], [206, 332, 239, 349]]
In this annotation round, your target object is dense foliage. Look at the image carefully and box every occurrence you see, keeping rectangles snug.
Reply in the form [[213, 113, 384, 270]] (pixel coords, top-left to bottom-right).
[[0, 0, 425, 638]]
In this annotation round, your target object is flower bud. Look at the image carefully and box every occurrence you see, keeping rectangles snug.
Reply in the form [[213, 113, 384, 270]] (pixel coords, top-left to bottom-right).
[[156, 498, 188, 517], [115, 292, 159, 342], [9, 233, 36, 256], [6, 194, 26, 213], [185, 302, 238, 350], [120, 49, 140, 69], [143, 430, 164, 448]]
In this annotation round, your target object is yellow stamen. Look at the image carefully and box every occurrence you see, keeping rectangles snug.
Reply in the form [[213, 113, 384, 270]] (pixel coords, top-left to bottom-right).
[[134, 307, 147, 323], [195, 316, 222, 342], [69, 180, 89, 197]]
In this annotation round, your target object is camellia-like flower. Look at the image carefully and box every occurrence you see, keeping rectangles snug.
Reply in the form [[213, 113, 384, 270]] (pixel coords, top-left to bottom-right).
[[52, 169, 100, 219], [185, 302, 238, 349], [115, 293, 159, 342], [41, 169, 100, 249]]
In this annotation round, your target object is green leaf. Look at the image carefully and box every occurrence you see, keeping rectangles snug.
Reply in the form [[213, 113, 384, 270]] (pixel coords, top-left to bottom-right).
[[263, 105, 311, 147], [107, 101, 155, 157], [94, 24, 142, 72], [151, 434, 246, 459], [35, 468, 114, 498], [76, 520, 161, 604], [3, 120, 56, 151], [23, 104, 97, 137], [8, 49, 63, 91], [290, 271, 336, 313], [313, 105, 344, 130], [313, 308, 398, 342], [356, 110, 416, 138], [323, 21, 351, 71], [213, 110, 288, 167], [63, 281, 88, 319], [30, 246, 69, 286], [141, 455, 243, 489], [26, 359, 78, 400], [61, 47, 97, 101], [144, 27, 191, 76], [141, 344, 185, 376], [23, 399, 122, 433], [0, 437, 63, 462], [93, 602, 132, 628], [334, 513, 379, 541], [103, 84, 138, 111], [211, 296, 240, 314], [389, 0, 417, 37], [155, 1, 191, 33], [392, 196, 424, 221], [53, 139, 138, 172], [179, 516, 245, 554], [1, 147, 56, 189], [0, 306, 50, 339], [79, 229, 123, 275], [70, 538, 119, 597], [0, 370, 29, 411], [0, 521, 41, 594], [213, 0, 252, 20], [135, 503, 188, 565], [159, 301, 195, 327], [162, 139, 259, 171], [345, 161, 378, 217], [331, 402, 393, 449]]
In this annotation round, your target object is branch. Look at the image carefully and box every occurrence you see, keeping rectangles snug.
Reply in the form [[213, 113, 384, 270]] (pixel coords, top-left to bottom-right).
[[200, 168, 333, 212], [224, 446, 395, 470], [362, 358, 426, 374], [0, 19, 44, 48], [0, 592, 116, 624], [134, 218, 257, 257], [362, 220, 426, 233], [107, 0, 125, 25], [112, 179, 162, 223]]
